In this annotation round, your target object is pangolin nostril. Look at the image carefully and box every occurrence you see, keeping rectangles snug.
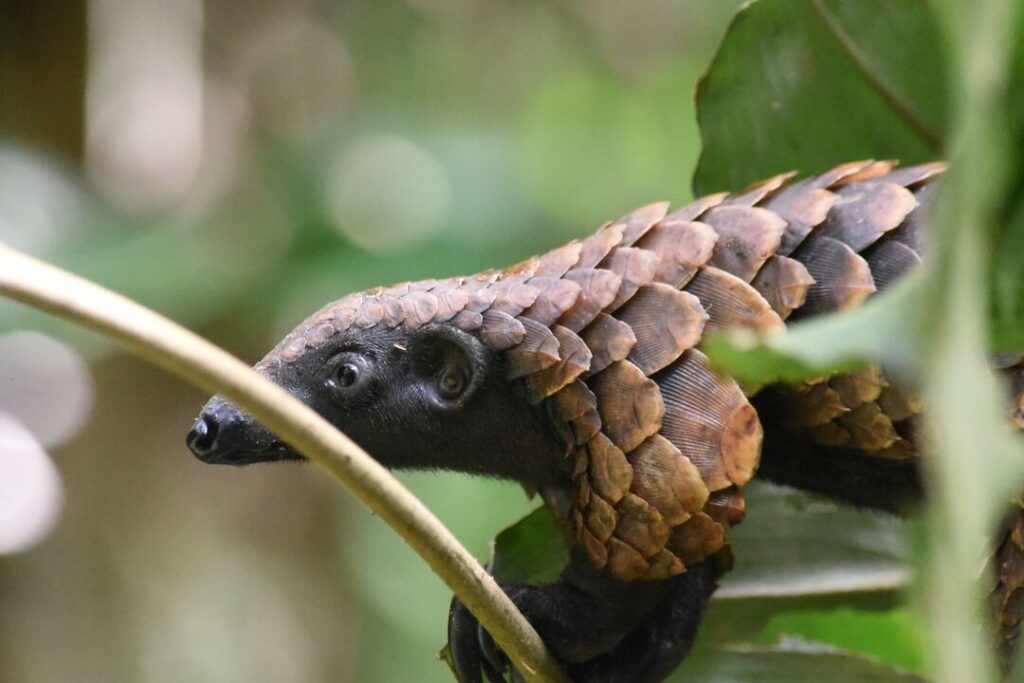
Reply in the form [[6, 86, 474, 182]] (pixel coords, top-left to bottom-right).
[[186, 415, 219, 455]]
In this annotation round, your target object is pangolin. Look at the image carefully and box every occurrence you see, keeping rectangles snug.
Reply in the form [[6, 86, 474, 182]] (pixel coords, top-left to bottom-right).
[[186, 159, 1024, 682]]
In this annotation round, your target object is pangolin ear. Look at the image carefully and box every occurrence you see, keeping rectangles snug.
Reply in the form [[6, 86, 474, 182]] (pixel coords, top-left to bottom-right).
[[409, 325, 490, 408]]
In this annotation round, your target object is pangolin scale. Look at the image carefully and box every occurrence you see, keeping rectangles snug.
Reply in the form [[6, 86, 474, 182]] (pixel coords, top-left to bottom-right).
[[216, 158, 1024, 672]]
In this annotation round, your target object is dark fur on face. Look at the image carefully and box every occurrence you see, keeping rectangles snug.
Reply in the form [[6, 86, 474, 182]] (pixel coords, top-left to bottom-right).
[[187, 322, 572, 489]]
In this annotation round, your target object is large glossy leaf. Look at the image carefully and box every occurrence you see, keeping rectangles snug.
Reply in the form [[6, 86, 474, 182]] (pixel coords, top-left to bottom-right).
[[720, 482, 908, 602], [693, 0, 948, 194], [670, 640, 926, 683]]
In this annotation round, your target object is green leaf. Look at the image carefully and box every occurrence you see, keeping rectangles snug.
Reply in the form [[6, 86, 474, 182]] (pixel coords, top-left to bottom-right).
[[989, 9, 1024, 351], [720, 482, 908, 604], [671, 639, 927, 683], [756, 608, 925, 673], [704, 272, 924, 385], [488, 505, 568, 586], [694, 0, 949, 194]]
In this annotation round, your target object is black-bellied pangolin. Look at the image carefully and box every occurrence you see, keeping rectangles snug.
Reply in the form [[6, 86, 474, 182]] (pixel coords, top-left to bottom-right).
[[187, 159, 1024, 682]]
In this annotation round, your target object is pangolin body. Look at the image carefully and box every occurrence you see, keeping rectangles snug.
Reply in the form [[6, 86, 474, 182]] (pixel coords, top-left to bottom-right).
[[260, 159, 953, 583]]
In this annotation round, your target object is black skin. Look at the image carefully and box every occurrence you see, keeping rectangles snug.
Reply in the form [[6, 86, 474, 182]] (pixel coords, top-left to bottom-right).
[[187, 321, 923, 682]]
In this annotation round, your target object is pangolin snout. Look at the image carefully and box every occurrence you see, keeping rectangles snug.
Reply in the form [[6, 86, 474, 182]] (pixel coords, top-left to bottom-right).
[[186, 397, 291, 465]]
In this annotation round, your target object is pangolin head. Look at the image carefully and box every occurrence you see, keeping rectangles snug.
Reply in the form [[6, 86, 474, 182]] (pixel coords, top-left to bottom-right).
[[187, 199, 764, 581]]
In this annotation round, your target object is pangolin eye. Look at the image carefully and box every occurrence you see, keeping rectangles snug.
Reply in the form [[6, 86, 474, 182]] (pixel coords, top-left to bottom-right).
[[327, 354, 372, 400], [437, 366, 468, 400], [336, 362, 360, 388]]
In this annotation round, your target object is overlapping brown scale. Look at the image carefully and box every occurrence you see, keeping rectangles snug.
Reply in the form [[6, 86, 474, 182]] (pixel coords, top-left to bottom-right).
[[520, 276, 582, 326], [992, 503, 1024, 671], [635, 219, 718, 288], [836, 402, 901, 452], [684, 267, 783, 334], [585, 493, 618, 543], [827, 160, 896, 187], [642, 549, 685, 580], [450, 309, 483, 332], [776, 382, 849, 428], [579, 527, 609, 568], [488, 277, 540, 317], [750, 255, 815, 318], [876, 384, 924, 422], [878, 161, 948, 189], [606, 537, 650, 581], [523, 326, 593, 404], [466, 285, 497, 313], [352, 297, 384, 328], [815, 181, 918, 253], [586, 431, 634, 503], [544, 378, 598, 438], [501, 256, 540, 278], [305, 320, 338, 349], [722, 171, 798, 207], [600, 247, 661, 310], [459, 273, 499, 294], [400, 290, 440, 328], [617, 202, 671, 246], [480, 309, 526, 350], [590, 360, 665, 453], [762, 181, 838, 256], [379, 293, 407, 327], [558, 268, 623, 332], [702, 205, 788, 281], [576, 223, 625, 269], [326, 296, 360, 330], [655, 349, 762, 490], [432, 286, 470, 322], [615, 284, 708, 375], [546, 380, 602, 449], [810, 159, 885, 189], [627, 434, 709, 526], [829, 366, 888, 407], [667, 512, 726, 566], [706, 488, 746, 527], [864, 239, 923, 292], [614, 492, 671, 558], [791, 235, 876, 316], [665, 191, 728, 222], [505, 317, 561, 379], [887, 183, 934, 254], [534, 241, 583, 278], [580, 313, 637, 377]]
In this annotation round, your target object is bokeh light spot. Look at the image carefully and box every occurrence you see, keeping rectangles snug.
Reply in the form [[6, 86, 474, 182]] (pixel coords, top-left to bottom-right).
[[0, 331, 94, 449], [0, 414, 64, 554], [326, 135, 451, 252]]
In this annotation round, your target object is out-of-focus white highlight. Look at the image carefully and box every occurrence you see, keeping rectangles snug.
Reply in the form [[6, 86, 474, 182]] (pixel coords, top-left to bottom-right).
[[0, 414, 64, 554], [0, 331, 94, 449], [326, 135, 451, 252], [0, 146, 89, 255], [85, 0, 205, 209]]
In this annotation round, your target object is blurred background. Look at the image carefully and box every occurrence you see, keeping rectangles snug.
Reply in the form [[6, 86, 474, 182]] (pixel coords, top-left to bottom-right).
[[0, 1, 761, 681]]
